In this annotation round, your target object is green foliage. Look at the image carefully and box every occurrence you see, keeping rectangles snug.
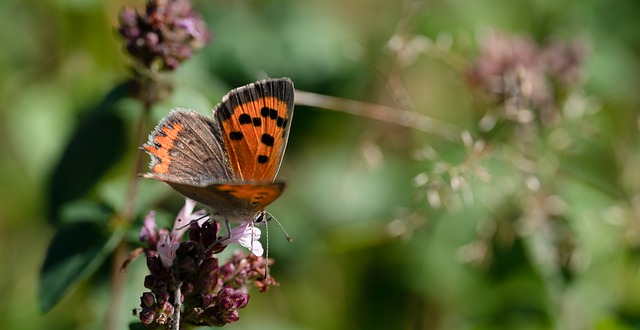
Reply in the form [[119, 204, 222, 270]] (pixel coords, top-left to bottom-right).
[[39, 221, 123, 312], [2, 0, 640, 329], [47, 84, 129, 225]]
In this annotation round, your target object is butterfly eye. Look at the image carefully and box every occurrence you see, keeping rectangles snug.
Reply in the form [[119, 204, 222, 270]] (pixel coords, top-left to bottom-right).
[[255, 211, 266, 223]]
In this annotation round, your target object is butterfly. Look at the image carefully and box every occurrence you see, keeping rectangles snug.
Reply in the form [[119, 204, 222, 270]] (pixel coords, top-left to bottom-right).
[[142, 78, 294, 225]]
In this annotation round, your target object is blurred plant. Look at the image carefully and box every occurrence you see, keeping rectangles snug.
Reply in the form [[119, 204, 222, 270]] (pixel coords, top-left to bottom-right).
[[40, 1, 276, 329], [362, 26, 604, 327], [424, 30, 602, 328], [466, 30, 587, 127], [405, 30, 592, 211], [118, 0, 210, 72], [117, 0, 211, 105]]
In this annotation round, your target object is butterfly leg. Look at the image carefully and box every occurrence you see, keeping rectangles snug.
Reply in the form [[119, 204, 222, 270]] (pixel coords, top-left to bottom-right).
[[176, 213, 210, 231], [215, 217, 232, 242]]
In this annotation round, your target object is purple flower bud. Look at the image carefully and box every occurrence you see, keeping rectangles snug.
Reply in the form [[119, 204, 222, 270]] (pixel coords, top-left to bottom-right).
[[164, 57, 181, 70], [141, 292, 156, 307], [200, 221, 220, 247], [119, 8, 138, 27], [135, 200, 279, 328], [236, 269, 248, 279], [117, 0, 211, 71], [143, 275, 164, 290], [147, 255, 167, 278], [181, 281, 194, 296], [176, 44, 193, 60], [202, 294, 216, 307], [145, 32, 160, 46], [223, 309, 240, 323], [161, 300, 174, 316], [188, 222, 202, 242], [218, 296, 233, 310], [220, 263, 235, 279], [231, 292, 250, 309], [156, 291, 170, 305], [540, 38, 587, 84], [217, 286, 234, 297], [139, 309, 156, 325]]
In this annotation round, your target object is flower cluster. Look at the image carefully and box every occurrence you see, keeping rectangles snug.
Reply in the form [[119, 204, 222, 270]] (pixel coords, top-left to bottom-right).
[[466, 31, 587, 123], [137, 199, 276, 329], [118, 0, 210, 71]]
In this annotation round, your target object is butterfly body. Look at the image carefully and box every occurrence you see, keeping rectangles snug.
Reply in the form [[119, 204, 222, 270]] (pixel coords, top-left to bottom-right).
[[143, 78, 294, 223]]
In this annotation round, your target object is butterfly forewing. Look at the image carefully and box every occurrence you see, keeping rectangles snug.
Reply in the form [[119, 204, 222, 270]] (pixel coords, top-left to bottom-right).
[[143, 109, 234, 185], [215, 78, 295, 182]]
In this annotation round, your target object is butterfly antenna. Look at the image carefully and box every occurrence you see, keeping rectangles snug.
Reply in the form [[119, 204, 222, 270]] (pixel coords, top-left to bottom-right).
[[249, 220, 255, 257], [266, 212, 293, 243], [264, 218, 270, 280]]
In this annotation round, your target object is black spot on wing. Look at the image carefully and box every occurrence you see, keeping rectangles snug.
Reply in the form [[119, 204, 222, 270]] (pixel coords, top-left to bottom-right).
[[261, 134, 274, 147], [229, 131, 243, 140], [239, 113, 251, 124]]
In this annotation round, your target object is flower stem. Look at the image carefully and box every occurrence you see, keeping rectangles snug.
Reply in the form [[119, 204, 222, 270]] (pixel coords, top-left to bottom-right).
[[174, 283, 182, 329]]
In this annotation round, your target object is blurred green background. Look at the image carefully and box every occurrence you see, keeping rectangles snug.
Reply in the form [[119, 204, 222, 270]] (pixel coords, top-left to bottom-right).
[[2, 0, 640, 329]]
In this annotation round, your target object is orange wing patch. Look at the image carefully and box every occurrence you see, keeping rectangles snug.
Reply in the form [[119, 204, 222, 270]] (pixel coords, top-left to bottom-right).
[[220, 96, 290, 182], [145, 122, 184, 174], [216, 183, 285, 211]]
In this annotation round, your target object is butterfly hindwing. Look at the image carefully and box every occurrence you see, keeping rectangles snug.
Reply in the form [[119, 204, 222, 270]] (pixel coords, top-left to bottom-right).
[[215, 78, 295, 182], [214, 182, 286, 211], [143, 109, 234, 185], [165, 181, 286, 216]]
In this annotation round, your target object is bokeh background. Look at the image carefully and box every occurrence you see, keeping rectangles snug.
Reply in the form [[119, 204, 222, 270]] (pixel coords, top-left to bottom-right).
[[2, 0, 640, 329]]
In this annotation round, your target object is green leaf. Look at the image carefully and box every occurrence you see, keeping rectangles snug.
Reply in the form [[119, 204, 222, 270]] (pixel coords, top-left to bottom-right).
[[129, 322, 146, 330], [59, 199, 115, 225], [38, 221, 123, 312], [47, 83, 130, 225]]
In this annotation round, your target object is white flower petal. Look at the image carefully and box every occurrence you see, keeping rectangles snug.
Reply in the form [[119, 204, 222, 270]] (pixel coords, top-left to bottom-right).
[[238, 226, 263, 256], [172, 198, 203, 241], [140, 210, 157, 242], [248, 241, 264, 256], [158, 232, 177, 267], [224, 223, 264, 256]]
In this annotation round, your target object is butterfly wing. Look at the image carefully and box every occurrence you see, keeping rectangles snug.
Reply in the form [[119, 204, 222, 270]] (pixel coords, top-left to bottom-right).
[[143, 109, 234, 185], [165, 181, 286, 217], [143, 79, 293, 219], [214, 182, 286, 212], [215, 78, 295, 182]]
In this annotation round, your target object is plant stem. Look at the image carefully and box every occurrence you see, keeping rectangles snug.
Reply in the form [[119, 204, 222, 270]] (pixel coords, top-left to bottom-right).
[[294, 90, 462, 141], [105, 82, 152, 330], [174, 283, 182, 329]]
